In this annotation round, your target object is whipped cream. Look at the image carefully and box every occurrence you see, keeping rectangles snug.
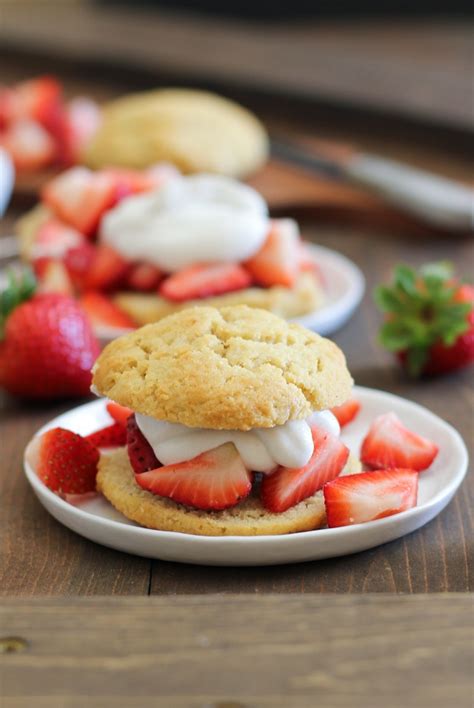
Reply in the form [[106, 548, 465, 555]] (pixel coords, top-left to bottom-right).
[[100, 174, 269, 272], [135, 410, 340, 474]]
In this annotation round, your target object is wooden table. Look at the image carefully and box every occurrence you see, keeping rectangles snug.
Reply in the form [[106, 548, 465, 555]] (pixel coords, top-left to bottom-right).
[[0, 45, 473, 707]]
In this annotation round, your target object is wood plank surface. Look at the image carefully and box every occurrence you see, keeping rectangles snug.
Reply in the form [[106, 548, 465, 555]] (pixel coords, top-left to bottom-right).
[[0, 0, 472, 129], [0, 54, 473, 597], [1, 595, 473, 707]]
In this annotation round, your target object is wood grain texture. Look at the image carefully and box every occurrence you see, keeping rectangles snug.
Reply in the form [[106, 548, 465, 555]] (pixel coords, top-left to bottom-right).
[[0, 0, 472, 129], [0, 54, 473, 597], [0, 595, 472, 707]]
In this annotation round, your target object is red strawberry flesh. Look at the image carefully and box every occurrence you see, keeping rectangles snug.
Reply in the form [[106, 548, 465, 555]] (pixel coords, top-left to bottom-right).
[[37, 427, 100, 495], [86, 422, 127, 449], [361, 412, 438, 471], [126, 414, 160, 474]]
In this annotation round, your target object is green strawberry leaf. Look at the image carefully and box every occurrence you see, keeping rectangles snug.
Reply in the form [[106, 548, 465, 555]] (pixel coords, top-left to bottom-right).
[[0, 268, 37, 338]]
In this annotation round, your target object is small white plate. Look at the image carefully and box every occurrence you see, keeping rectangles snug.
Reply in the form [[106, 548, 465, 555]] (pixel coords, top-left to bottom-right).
[[24, 386, 468, 566], [95, 243, 365, 342]]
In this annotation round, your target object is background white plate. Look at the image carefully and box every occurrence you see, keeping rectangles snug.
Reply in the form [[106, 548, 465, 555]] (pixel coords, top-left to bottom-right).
[[95, 243, 365, 342], [24, 386, 468, 566]]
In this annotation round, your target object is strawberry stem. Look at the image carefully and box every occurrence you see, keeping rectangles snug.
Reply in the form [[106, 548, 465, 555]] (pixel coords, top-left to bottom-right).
[[0, 268, 36, 338]]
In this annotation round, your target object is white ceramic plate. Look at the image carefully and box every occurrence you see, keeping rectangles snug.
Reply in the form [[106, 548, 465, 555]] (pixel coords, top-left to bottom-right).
[[24, 386, 468, 566], [95, 243, 365, 342]]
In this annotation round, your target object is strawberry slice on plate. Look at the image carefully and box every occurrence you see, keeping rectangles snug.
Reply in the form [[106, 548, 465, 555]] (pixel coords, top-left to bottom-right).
[[245, 219, 300, 288], [127, 263, 163, 292], [79, 292, 136, 329], [37, 427, 100, 495], [324, 468, 418, 527], [86, 422, 127, 449], [83, 245, 130, 291], [63, 242, 96, 290], [1, 119, 56, 171], [10, 76, 63, 134], [126, 414, 160, 474], [331, 399, 361, 427], [361, 412, 438, 471], [107, 401, 133, 428], [261, 426, 349, 513], [135, 442, 252, 510], [31, 218, 85, 260], [160, 263, 251, 302], [42, 166, 116, 236]]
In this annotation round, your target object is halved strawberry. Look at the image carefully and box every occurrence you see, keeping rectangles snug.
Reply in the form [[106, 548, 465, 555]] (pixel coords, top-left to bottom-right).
[[10, 76, 64, 135], [360, 412, 438, 471], [126, 414, 159, 474], [331, 399, 361, 428], [85, 422, 126, 448], [1, 119, 56, 171], [37, 427, 100, 495], [245, 219, 300, 288], [135, 442, 252, 510], [58, 96, 101, 165], [79, 292, 136, 329], [83, 245, 130, 291], [36, 259, 74, 295], [63, 242, 96, 290], [31, 218, 85, 260], [127, 262, 163, 292], [106, 401, 133, 428], [260, 427, 349, 513], [42, 167, 116, 236], [324, 468, 418, 527], [160, 263, 251, 302]]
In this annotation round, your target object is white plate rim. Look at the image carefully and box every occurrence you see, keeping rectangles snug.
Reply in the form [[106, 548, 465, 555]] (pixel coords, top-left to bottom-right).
[[23, 385, 468, 551], [95, 243, 366, 341]]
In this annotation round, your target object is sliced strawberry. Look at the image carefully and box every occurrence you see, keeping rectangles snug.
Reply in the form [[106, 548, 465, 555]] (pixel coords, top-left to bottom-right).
[[36, 259, 74, 295], [58, 97, 101, 165], [106, 401, 133, 428], [11, 77, 63, 135], [63, 242, 96, 290], [79, 292, 136, 329], [127, 262, 163, 292], [126, 414, 159, 474], [160, 263, 251, 302], [85, 422, 126, 449], [37, 427, 100, 495], [261, 427, 349, 513], [324, 468, 418, 527], [103, 168, 161, 201], [360, 412, 439, 472], [31, 218, 85, 260], [1, 119, 56, 170], [245, 219, 300, 288], [135, 442, 252, 510], [82, 245, 130, 291], [42, 167, 116, 236], [331, 399, 361, 428]]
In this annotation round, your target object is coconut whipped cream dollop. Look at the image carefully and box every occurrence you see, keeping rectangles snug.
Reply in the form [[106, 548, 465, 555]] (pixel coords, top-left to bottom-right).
[[100, 174, 269, 272], [135, 410, 340, 474]]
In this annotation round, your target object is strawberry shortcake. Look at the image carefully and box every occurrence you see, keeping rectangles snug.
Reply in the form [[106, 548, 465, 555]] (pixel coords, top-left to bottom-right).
[[17, 167, 325, 331], [91, 305, 360, 535]]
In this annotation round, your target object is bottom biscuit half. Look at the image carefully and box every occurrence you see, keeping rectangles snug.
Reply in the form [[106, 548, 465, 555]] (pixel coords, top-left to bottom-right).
[[96, 447, 361, 537]]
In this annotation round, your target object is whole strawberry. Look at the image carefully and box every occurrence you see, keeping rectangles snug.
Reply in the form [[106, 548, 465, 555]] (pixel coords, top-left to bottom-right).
[[0, 270, 100, 398], [375, 262, 474, 377]]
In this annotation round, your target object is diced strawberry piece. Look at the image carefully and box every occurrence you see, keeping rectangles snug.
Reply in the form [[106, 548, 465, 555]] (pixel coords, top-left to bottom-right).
[[360, 412, 439, 472], [127, 262, 163, 291], [36, 259, 74, 295], [126, 414, 159, 474], [58, 97, 101, 165], [12, 77, 64, 135], [160, 263, 251, 302], [106, 401, 133, 428], [331, 399, 361, 428], [83, 245, 130, 291], [1, 119, 56, 171], [245, 219, 300, 288], [79, 292, 136, 329], [31, 218, 85, 260], [37, 427, 100, 495], [261, 427, 350, 513], [135, 442, 252, 510], [324, 468, 418, 527], [85, 422, 126, 448], [63, 242, 96, 290], [42, 167, 117, 236]]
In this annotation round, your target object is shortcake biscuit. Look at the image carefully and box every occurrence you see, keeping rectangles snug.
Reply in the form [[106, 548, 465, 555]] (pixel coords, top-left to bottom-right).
[[92, 305, 353, 430]]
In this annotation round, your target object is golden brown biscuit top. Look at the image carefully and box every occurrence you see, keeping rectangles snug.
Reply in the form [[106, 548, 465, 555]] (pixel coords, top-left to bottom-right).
[[92, 305, 353, 430]]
